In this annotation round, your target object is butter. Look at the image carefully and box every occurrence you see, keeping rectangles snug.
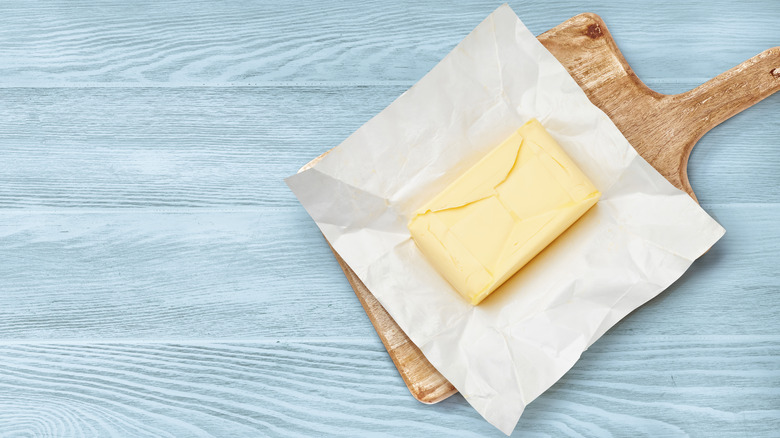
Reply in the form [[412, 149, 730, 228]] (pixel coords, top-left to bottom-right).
[[408, 119, 601, 305]]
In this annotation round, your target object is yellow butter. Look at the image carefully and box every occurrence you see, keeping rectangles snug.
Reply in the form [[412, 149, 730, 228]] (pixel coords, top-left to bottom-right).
[[408, 119, 601, 305]]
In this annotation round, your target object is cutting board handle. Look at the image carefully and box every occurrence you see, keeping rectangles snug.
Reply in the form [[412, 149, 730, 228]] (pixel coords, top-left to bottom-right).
[[541, 15, 779, 201], [672, 47, 780, 143], [653, 46, 780, 199]]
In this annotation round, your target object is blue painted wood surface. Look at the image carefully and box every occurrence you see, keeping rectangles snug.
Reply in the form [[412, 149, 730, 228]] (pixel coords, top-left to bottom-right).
[[0, 1, 778, 436]]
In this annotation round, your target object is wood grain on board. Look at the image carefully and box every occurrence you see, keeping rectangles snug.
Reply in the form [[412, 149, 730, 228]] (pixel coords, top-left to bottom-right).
[[310, 13, 780, 403], [542, 14, 780, 201]]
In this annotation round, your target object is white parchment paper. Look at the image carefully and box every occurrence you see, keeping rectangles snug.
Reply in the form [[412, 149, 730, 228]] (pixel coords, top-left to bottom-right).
[[286, 4, 725, 434]]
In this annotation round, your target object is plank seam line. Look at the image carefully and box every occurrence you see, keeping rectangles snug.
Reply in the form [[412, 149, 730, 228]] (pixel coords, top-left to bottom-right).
[[0, 78, 720, 89], [0, 335, 777, 346], [0, 203, 775, 215], [0, 207, 306, 214], [0, 338, 382, 346]]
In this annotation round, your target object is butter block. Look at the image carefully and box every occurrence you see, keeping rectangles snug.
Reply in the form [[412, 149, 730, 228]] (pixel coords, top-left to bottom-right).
[[408, 119, 601, 305]]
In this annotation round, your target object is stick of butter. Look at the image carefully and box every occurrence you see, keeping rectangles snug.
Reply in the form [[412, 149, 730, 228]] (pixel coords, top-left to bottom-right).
[[408, 119, 601, 305]]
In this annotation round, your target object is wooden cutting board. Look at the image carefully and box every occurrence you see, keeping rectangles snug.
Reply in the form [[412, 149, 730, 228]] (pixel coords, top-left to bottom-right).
[[304, 13, 780, 404]]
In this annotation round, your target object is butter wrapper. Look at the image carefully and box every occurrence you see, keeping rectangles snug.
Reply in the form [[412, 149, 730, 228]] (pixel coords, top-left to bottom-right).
[[286, 4, 725, 435]]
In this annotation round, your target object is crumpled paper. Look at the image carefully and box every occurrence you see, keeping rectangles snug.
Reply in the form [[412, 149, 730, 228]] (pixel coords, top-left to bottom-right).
[[286, 4, 725, 435]]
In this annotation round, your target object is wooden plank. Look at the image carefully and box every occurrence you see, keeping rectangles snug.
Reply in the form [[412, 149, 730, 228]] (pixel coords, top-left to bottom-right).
[[0, 337, 776, 436], [0, 87, 777, 207], [0, 210, 372, 340], [0, 204, 777, 340], [0, 1, 777, 86]]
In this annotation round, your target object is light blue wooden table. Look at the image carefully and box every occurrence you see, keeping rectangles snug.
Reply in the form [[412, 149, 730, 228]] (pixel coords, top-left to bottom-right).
[[0, 1, 778, 436]]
